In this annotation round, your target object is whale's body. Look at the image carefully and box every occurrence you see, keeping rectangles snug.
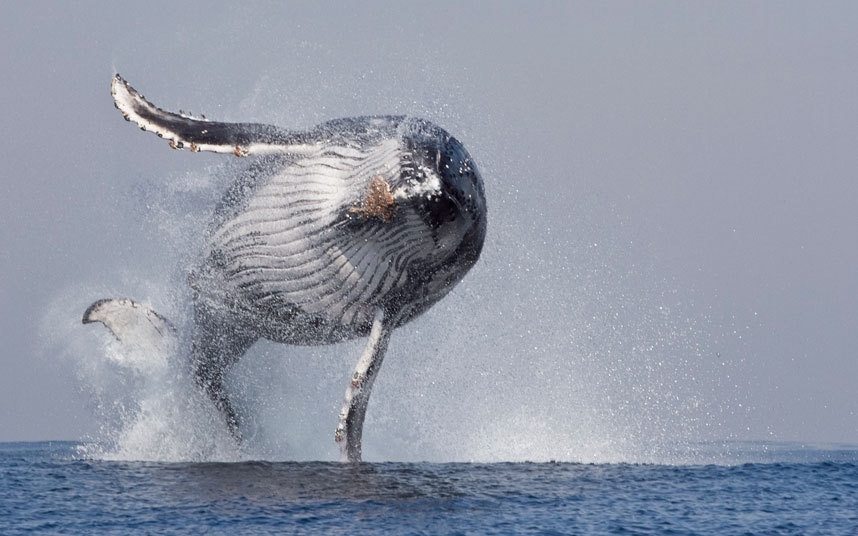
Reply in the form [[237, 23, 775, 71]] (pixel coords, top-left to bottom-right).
[[85, 76, 487, 462]]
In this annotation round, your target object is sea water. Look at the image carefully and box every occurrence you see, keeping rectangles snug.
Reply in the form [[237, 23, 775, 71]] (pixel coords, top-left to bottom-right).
[[2, 441, 856, 535]]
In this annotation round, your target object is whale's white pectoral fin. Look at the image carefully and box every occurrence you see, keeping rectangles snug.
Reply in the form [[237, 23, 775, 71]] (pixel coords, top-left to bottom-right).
[[83, 298, 177, 354], [111, 74, 318, 157], [335, 309, 392, 463]]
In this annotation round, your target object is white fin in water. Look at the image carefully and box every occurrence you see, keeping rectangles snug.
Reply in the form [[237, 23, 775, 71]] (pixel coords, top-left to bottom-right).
[[82, 298, 177, 373]]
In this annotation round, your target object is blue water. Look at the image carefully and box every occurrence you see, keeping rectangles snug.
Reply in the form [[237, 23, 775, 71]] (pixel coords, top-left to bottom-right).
[[2, 442, 857, 534]]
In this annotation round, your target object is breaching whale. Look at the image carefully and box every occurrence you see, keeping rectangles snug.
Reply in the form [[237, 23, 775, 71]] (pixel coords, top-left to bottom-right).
[[84, 75, 487, 462]]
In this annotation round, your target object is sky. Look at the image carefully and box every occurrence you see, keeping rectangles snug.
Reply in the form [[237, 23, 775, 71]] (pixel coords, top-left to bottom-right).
[[1, 2, 856, 460]]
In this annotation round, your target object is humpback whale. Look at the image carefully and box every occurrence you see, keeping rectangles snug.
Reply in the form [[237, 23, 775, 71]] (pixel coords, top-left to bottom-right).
[[84, 75, 487, 462]]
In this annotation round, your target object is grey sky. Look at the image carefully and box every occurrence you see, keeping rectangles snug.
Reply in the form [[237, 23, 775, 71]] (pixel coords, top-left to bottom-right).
[[1, 2, 856, 459]]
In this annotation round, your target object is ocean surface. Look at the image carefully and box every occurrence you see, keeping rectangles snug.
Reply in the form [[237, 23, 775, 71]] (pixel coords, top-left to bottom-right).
[[2, 441, 856, 535]]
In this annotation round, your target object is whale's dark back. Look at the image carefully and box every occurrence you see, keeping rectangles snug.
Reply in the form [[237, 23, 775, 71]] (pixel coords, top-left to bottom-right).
[[190, 116, 486, 345]]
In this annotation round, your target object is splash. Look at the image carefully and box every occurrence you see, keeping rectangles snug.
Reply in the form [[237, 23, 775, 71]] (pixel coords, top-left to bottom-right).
[[42, 71, 745, 465], [44, 194, 739, 464], [42, 287, 238, 462], [39, 159, 252, 462]]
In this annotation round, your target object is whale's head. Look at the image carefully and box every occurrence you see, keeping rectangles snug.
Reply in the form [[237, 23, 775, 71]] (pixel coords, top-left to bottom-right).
[[355, 118, 487, 324], [397, 118, 487, 265]]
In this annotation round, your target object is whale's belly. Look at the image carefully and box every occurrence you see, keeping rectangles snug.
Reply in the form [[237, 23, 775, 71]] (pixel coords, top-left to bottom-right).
[[191, 138, 461, 345]]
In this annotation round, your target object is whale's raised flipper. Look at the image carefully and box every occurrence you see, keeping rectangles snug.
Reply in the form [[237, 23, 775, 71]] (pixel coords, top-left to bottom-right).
[[111, 74, 317, 157], [335, 309, 392, 463], [83, 298, 176, 352]]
